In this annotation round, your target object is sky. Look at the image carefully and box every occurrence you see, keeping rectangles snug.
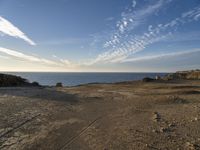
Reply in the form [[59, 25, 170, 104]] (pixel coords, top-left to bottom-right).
[[0, 0, 200, 72]]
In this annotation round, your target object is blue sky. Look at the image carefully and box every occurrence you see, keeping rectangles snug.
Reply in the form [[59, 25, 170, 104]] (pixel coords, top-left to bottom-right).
[[0, 0, 200, 72]]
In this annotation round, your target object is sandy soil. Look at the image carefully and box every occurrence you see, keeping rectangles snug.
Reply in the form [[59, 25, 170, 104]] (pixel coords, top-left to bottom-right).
[[0, 80, 200, 150]]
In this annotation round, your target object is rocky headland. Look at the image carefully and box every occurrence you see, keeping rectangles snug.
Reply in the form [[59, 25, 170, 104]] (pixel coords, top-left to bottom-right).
[[0, 73, 40, 87]]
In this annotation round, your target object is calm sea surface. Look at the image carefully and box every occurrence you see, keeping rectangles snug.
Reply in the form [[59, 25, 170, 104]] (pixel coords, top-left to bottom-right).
[[3, 72, 167, 86]]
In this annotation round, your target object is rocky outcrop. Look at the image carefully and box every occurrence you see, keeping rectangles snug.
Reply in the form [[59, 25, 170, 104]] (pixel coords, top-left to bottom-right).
[[164, 70, 200, 80], [142, 77, 155, 82], [56, 82, 63, 87], [0, 74, 40, 87]]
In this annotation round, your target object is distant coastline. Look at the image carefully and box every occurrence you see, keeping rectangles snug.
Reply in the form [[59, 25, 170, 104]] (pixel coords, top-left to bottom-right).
[[0, 72, 168, 86], [1, 70, 199, 87]]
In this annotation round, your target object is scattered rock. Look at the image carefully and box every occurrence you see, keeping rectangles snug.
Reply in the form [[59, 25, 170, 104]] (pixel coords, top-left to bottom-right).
[[194, 117, 198, 121], [167, 95, 187, 104], [168, 123, 176, 127], [160, 127, 170, 133], [153, 112, 161, 122], [185, 142, 200, 150], [152, 129, 158, 133]]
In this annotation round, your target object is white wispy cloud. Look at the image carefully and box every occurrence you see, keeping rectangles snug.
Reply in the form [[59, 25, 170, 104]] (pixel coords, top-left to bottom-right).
[[132, 0, 137, 8], [59, 59, 72, 66], [90, 5, 200, 65], [52, 54, 58, 58], [104, 0, 169, 48], [182, 6, 200, 20], [105, 17, 114, 21], [92, 0, 173, 65], [118, 0, 163, 33], [122, 49, 200, 62], [91, 27, 170, 64], [0, 16, 36, 45], [0, 47, 73, 67]]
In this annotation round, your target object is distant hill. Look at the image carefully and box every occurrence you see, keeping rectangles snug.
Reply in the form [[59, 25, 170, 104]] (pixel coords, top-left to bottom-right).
[[0, 73, 40, 87]]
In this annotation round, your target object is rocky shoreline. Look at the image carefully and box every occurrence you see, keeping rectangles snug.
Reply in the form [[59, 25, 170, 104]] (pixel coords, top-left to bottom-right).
[[0, 70, 200, 88]]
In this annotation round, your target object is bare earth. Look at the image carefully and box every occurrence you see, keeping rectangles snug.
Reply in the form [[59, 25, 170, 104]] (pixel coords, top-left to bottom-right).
[[0, 80, 200, 150]]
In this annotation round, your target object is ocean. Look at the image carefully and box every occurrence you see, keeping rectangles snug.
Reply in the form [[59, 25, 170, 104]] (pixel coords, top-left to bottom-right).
[[3, 72, 167, 86]]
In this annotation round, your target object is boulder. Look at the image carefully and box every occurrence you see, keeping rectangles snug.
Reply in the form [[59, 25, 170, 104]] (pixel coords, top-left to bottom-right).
[[56, 82, 63, 87], [142, 77, 155, 82], [32, 82, 40, 87]]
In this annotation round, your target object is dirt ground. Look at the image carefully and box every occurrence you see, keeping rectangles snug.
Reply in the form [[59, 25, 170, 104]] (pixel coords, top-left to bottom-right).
[[0, 80, 200, 150]]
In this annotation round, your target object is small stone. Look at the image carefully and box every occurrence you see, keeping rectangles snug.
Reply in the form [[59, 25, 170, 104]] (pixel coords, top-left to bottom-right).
[[186, 142, 191, 145], [185, 134, 189, 137], [153, 112, 161, 122], [185, 142, 197, 150], [194, 117, 198, 121], [14, 131, 21, 137], [152, 129, 157, 133], [167, 135, 171, 139], [168, 123, 175, 127], [160, 127, 169, 133]]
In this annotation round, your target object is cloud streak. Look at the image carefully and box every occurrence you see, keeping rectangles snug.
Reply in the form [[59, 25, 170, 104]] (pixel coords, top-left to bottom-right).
[[122, 49, 200, 62], [0, 47, 73, 67], [0, 16, 36, 45]]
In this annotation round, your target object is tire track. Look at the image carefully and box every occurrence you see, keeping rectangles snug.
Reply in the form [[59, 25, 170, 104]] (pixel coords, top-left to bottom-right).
[[0, 114, 40, 139], [59, 116, 103, 150]]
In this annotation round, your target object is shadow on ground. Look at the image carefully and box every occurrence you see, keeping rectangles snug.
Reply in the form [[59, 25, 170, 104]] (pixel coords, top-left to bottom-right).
[[0, 87, 78, 103]]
